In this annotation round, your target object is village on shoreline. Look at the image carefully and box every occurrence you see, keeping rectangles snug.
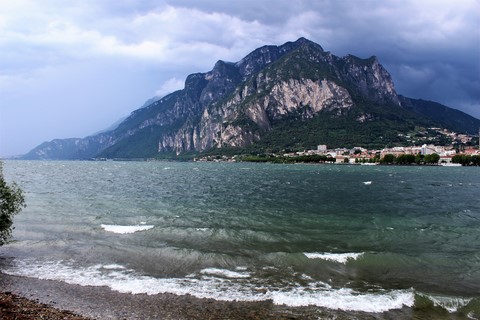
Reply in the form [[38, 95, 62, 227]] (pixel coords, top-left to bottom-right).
[[195, 128, 480, 166]]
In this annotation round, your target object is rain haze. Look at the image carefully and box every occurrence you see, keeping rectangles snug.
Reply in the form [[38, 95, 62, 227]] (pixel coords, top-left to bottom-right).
[[1, 0, 479, 157]]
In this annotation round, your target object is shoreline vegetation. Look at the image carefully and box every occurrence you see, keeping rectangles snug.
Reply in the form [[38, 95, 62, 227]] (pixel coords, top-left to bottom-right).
[[233, 153, 479, 165], [89, 152, 480, 166]]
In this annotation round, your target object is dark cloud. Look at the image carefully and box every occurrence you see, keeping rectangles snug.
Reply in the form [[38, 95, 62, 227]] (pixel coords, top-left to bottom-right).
[[169, 0, 479, 118]]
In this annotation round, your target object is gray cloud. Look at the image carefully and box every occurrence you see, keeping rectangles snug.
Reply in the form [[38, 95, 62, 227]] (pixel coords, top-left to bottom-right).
[[0, 0, 478, 157]]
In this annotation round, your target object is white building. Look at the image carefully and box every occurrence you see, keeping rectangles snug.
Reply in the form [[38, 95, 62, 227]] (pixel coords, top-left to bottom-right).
[[317, 145, 327, 152], [421, 144, 437, 155]]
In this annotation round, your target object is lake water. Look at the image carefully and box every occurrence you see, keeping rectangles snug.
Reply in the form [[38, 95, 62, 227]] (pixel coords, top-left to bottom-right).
[[1, 160, 479, 315]]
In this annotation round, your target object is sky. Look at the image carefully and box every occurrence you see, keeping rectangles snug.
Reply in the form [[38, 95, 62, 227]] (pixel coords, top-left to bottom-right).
[[1, 0, 479, 157]]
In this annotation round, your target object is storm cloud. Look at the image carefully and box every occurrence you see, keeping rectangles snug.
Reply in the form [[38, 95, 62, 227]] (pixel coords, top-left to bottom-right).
[[1, 0, 478, 156]]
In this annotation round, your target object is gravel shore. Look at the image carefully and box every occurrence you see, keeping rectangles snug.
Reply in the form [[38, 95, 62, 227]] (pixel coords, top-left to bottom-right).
[[0, 291, 91, 320]]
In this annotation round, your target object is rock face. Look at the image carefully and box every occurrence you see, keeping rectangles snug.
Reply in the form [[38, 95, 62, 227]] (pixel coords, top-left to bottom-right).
[[22, 37, 479, 160]]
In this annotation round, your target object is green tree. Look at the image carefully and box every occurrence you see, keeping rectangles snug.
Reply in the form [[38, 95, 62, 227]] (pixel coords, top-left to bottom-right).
[[397, 154, 415, 165], [381, 154, 396, 164], [415, 154, 424, 164], [424, 153, 440, 164], [0, 162, 26, 246], [452, 154, 480, 166], [471, 155, 480, 166]]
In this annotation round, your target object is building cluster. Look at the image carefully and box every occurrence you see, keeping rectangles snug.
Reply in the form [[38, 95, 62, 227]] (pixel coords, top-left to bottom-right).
[[280, 127, 480, 164], [195, 127, 479, 164], [285, 144, 479, 165], [399, 127, 474, 145]]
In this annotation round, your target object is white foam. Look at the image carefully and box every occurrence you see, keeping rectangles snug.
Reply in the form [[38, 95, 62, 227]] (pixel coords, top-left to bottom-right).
[[235, 266, 248, 271], [200, 268, 251, 279], [101, 224, 154, 234], [270, 287, 414, 312], [363, 181, 372, 185], [304, 252, 364, 264], [2, 259, 414, 313], [300, 274, 314, 281], [102, 264, 126, 270], [420, 293, 472, 313]]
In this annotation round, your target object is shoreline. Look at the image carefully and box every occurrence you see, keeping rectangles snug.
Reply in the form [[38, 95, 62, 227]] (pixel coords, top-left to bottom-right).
[[0, 272, 415, 319], [0, 291, 90, 320]]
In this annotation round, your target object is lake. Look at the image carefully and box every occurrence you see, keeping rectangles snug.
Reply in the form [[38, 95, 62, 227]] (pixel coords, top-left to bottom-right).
[[1, 160, 479, 316]]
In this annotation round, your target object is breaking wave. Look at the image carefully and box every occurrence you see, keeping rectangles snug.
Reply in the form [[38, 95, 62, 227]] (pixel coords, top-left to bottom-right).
[[303, 252, 364, 264], [2, 259, 414, 313], [100, 224, 154, 234]]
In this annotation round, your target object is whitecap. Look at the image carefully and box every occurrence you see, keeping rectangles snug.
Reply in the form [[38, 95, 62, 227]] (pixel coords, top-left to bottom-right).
[[235, 266, 248, 271], [102, 264, 126, 270], [300, 273, 314, 281], [419, 293, 472, 313], [101, 224, 154, 234], [200, 267, 251, 279], [363, 181, 372, 185], [304, 252, 364, 264]]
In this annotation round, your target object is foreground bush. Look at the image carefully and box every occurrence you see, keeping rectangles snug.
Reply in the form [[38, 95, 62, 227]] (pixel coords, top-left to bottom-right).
[[0, 162, 26, 246]]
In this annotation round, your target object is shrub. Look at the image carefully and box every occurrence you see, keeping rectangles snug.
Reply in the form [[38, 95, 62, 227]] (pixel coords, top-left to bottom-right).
[[0, 162, 26, 245]]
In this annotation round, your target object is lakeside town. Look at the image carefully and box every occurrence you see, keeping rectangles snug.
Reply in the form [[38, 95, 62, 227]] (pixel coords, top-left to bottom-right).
[[196, 127, 480, 166]]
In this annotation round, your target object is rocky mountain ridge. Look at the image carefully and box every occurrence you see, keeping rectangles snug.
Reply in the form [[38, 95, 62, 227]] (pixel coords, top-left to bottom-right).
[[22, 38, 480, 160]]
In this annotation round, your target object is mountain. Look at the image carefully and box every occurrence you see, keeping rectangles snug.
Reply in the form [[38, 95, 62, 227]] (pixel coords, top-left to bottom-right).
[[399, 96, 480, 134], [22, 38, 480, 160]]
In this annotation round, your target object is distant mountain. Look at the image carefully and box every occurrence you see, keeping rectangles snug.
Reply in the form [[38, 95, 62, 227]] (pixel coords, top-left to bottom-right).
[[399, 96, 480, 134], [22, 38, 480, 160], [92, 116, 127, 135]]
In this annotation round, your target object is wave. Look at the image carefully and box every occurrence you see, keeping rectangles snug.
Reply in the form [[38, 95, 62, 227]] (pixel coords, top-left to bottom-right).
[[304, 252, 364, 264], [101, 264, 126, 270], [200, 267, 251, 279], [100, 224, 154, 234], [2, 259, 414, 313], [417, 293, 472, 313]]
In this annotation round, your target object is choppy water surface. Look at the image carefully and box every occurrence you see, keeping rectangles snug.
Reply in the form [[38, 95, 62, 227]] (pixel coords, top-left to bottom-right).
[[1, 161, 480, 315]]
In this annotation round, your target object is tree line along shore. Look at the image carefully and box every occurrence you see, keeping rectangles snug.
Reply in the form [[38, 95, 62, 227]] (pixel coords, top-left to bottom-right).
[[195, 152, 480, 166]]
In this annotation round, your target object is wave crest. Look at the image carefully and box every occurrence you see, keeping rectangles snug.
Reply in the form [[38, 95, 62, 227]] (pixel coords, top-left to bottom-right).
[[101, 224, 154, 234], [303, 252, 364, 264]]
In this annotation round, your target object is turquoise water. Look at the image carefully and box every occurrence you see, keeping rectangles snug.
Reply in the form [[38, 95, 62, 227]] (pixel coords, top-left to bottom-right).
[[1, 160, 479, 314]]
